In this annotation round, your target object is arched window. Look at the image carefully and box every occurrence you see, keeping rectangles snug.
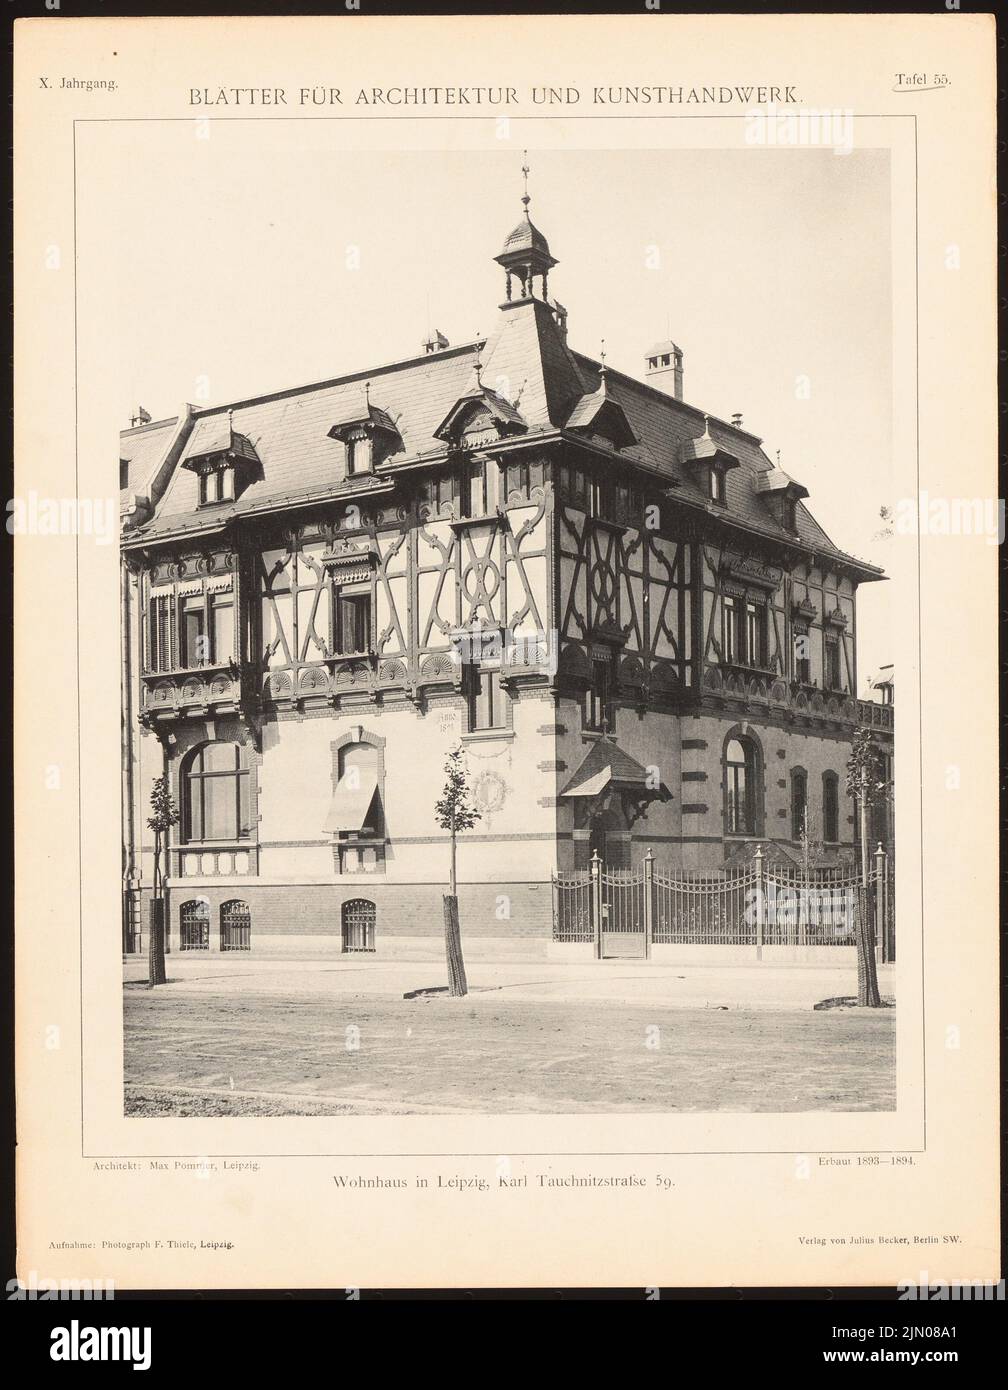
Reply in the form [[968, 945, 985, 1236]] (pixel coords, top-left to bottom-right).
[[179, 898, 209, 951], [326, 737, 386, 874], [791, 767, 808, 841], [181, 742, 251, 844], [342, 899, 376, 953], [822, 771, 840, 843], [724, 734, 762, 837], [220, 899, 251, 952]]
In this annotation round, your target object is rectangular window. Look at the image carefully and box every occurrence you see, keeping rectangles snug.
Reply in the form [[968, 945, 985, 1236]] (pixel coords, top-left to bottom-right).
[[722, 596, 738, 664], [825, 636, 842, 690], [203, 775, 234, 841], [745, 601, 766, 668], [211, 595, 234, 665], [791, 772, 808, 840], [219, 467, 235, 501], [583, 658, 613, 733], [468, 666, 507, 732], [793, 626, 811, 683], [181, 596, 206, 668], [464, 458, 499, 518], [435, 471, 458, 514], [337, 592, 371, 655], [823, 775, 839, 843], [348, 437, 373, 476], [148, 594, 172, 672], [709, 467, 724, 503]]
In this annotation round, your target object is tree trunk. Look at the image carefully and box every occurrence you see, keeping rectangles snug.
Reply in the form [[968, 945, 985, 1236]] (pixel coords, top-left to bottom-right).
[[148, 831, 167, 987], [856, 768, 882, 1008], [442, 894, 468, 998]]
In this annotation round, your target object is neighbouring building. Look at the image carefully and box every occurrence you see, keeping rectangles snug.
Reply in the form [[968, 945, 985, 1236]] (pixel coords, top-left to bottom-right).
[[120, 186, 894, 960]]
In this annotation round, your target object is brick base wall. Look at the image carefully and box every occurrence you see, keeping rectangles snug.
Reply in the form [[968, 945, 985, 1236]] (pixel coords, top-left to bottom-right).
[[137, 880, 552, 957]]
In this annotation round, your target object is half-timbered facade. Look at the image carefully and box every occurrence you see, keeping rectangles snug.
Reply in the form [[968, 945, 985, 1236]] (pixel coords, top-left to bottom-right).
[[120, 195, 893, 959]]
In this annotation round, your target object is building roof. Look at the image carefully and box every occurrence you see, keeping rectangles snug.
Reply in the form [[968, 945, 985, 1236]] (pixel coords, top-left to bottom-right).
[[119, 416, 178, 503], [121, 213, 884, 579], [497, 214, 553, 262]]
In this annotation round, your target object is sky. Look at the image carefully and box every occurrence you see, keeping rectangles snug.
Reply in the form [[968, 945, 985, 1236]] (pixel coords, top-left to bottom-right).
[[85, 126, 893, 690]]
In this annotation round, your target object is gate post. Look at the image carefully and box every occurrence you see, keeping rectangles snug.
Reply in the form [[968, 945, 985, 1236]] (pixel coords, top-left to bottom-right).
[[643, 849, 654, 960], [590, 850, 602, 960], [875, 843, 888, 964], [754, 845, 765, 962]]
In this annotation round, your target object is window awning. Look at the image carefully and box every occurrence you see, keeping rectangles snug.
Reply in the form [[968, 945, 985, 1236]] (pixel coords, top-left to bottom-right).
[[323, 771, 379, 834], [560, 739, 670, 802]]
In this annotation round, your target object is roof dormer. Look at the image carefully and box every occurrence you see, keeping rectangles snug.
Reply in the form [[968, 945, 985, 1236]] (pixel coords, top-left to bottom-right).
[[565, 355, 638, 452], [754, 465, 809, 534], [181, 410, 261, 508], [327, 383, 404, 477], [433, 383, 527, 451], [679, 417, 740, 505]]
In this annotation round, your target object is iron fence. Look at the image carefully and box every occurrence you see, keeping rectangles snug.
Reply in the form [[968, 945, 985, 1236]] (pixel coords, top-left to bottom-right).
[[552, 848, 894, 959]]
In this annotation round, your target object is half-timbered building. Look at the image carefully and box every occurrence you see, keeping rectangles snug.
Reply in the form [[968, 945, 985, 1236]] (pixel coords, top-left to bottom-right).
[[120, 193, 893, 959]]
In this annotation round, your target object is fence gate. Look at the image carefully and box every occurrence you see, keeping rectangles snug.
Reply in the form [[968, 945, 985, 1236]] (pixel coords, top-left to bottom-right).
[[600, 867, 647, 958]]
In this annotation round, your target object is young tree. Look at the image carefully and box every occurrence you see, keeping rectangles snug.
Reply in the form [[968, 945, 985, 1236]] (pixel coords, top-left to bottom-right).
[[434, 746, 481, 997], [797, 805, 823, 940], [846, 728, 887, 1007], [146, 772, 179, 987]]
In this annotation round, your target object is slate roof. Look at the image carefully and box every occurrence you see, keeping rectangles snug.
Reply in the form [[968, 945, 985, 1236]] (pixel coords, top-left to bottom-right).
[[560, 737, 671, 799], [497, 214, 555, 263], [121, 291, 882, 578], [568, 351, 875, 571], [119, 416, 178, 503]]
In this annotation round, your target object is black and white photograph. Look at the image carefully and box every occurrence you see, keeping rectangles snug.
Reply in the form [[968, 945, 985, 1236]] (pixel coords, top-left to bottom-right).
[[117, 139, 896, 1117], [11, 8, 999, 1308]]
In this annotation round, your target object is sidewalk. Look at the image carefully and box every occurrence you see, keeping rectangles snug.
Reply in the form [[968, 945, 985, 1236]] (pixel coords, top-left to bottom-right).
[[124, 954, 895, 1012]]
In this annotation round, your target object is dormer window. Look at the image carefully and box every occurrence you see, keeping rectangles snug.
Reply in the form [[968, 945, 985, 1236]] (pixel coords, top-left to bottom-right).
[[754, 465, 808, 532], [198, 464, 236, 507], [434, 386, 527, 452], [328, 390, 404, 479], [345, 430, 374, 477], [181, 412, 260, 511], [679, 419, 740, 506]]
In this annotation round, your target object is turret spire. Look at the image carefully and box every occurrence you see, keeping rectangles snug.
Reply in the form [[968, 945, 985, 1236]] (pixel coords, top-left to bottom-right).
[[495, 153, 558, 303]]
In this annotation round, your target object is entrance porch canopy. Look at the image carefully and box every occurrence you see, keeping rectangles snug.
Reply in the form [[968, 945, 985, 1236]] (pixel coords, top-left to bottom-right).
[[559, 738, 671, 816]]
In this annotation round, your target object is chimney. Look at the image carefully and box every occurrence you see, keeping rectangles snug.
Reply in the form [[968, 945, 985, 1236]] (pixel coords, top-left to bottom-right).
[[129, 406, 152, 428], [731, 412, 743, 430], [422, 329, 449, 355], [645, 340, 684, 401]]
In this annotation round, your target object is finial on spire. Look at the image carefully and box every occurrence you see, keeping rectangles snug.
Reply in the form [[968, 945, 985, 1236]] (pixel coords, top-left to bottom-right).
[[364, 380, 371, 408], [521, 150, 531, 215], [776, 448, 781, 466], [474, 336, 482, 387], [599, 339, 607, 379]]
